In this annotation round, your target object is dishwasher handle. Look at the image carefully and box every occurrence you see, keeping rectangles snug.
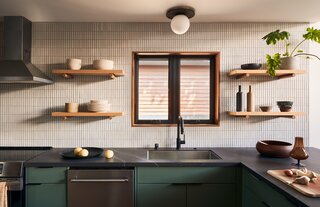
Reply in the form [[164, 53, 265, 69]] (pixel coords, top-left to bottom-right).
[[70, 178, 129, 183]]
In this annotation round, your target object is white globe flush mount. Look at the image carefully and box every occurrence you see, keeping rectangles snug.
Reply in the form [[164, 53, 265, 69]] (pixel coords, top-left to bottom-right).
[[166, 6, 195, 35]]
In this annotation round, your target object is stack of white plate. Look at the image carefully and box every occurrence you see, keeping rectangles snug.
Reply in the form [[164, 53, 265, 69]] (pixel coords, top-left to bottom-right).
[[87, 100, 111, 112]]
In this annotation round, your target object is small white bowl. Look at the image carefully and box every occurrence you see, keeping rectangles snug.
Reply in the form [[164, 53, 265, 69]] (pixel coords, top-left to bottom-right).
[[66, 59, 82, 70], [93, 59, 114, 70]]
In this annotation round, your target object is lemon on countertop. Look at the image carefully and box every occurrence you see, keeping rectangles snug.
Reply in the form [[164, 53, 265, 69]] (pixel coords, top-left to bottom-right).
[[78, 149, 89, 157], [104, 150, 114, 159], [74, 147, 83, 156]]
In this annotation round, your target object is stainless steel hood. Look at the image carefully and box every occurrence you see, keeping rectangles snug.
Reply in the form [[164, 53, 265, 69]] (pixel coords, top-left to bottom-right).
[[0, 16, 53, 84]]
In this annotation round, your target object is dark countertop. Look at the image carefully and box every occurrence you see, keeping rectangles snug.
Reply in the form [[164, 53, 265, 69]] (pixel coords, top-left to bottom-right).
[[25, 147, 320, 207]]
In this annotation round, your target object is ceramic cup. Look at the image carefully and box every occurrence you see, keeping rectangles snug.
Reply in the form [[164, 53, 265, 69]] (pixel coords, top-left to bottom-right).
[[66, 59, 82, 70], [93, 59, 114, 70], [65, 103, 79, 113]]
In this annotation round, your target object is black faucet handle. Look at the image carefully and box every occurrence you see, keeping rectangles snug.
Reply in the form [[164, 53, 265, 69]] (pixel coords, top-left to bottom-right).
[[181, 134, 185, 144]]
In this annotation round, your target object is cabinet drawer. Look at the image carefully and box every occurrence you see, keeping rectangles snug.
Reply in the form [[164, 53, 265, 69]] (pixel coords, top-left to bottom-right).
[[243, 169, 296, 207], [26, 167, 67, 184], [137, 167, 236, 184]]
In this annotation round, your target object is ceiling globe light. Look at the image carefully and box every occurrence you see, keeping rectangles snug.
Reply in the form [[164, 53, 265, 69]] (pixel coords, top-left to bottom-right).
[[166, 6, 195, 35], [170, 15, 190, 35]]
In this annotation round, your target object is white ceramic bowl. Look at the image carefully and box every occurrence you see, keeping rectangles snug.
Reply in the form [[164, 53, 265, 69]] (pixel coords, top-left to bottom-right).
[[66, 58, 82, 70], [93, 59, 114, 70]]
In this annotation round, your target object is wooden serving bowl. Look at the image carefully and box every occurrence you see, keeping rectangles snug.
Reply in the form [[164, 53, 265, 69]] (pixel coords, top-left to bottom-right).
[[256, 140, 292, 158]]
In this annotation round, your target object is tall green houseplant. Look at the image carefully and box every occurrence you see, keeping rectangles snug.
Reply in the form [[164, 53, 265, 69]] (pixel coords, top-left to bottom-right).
[[263, 27, 320, 76]]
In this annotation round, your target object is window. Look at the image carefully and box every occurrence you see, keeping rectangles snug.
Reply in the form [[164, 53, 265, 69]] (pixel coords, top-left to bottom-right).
[[132, 52, 220, 126]]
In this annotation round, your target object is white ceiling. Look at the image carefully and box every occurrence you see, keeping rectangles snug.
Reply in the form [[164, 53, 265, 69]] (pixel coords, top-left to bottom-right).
[[0, 0, 320, 22]]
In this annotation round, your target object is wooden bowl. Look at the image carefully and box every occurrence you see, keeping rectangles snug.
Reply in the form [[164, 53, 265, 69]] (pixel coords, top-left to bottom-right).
[[256, 140, 292, 158], [260, 106, 272, 112]]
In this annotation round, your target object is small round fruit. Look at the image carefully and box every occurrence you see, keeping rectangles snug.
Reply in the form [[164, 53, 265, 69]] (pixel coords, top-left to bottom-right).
[[79, 149, 89, 157], [74, 147, 82, 156], [105, 150, 114, 159], [284, 169, 293, 177]]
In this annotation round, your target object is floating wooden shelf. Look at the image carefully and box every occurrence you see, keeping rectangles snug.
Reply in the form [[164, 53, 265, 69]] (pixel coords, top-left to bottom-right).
[[228, 111, 305, 119], [52, 112, 123, 120], [228, 70, 305, 79], [52, 69, 125, 79]]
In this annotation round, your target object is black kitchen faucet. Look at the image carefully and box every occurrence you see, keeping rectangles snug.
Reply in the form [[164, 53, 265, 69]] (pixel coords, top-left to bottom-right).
[[176, 116, 185, 150]]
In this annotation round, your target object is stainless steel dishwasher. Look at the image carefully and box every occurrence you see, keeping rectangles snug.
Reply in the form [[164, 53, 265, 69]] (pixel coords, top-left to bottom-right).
[[68, 169, 134, 207]]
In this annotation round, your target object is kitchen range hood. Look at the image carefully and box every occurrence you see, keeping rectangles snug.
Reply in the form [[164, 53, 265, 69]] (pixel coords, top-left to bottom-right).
[[0, 16, 53, 84]]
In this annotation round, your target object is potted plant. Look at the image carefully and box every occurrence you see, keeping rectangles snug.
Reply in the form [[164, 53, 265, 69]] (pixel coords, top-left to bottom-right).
[[263, 27, 320, 76]]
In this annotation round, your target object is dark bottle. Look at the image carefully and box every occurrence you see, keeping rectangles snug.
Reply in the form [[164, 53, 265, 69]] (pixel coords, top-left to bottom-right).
[[236, 85, 243, 112]]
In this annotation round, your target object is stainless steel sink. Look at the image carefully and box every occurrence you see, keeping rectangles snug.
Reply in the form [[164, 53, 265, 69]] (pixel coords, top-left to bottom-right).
[[147, 150, 221, 161]]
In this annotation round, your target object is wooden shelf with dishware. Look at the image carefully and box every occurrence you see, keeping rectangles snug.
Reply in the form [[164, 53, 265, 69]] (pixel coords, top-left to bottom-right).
[[51, 69, 125, 79], [228, 69, 305, 79], [51, 112, 124, 120], [228, 111, 305, 119]]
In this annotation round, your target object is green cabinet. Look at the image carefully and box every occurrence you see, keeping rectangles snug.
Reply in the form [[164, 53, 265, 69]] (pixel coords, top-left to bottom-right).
[[26, 183, 66, 207], [242, 168, 297, 207], [137, 184, 186, 207], [242, 186, 264, 207], [188, 184, 236, 207], [136, 167, 239, 207], [25, 167, 67, 207]]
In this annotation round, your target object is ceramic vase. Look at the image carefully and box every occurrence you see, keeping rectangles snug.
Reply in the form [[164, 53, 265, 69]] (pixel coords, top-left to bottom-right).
[[280, 57, 299, 70], [290, 137, 308, 167]]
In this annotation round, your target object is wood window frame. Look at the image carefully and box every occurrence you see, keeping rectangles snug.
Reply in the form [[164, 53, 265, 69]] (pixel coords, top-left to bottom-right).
[[132, 52, 220, 127]]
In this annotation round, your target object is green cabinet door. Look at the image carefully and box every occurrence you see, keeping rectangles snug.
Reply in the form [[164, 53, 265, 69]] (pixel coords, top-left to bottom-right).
[[242, 187, 264, 207], [26, 184, 66, 207], [137, 184, 186, 207], [242, 168, 297, 207], [187, 184, 236, 207]]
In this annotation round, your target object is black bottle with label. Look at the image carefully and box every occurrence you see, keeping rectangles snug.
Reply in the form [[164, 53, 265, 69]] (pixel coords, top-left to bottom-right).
[[236, 85, 243, 112]]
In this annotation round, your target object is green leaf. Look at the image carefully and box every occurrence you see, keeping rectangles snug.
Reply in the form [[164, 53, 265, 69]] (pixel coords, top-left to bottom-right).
[[266, 53, 281, 77], [262, 30, 290, 45], [297, 50, 304, 53], [303, 27, 320, 43]]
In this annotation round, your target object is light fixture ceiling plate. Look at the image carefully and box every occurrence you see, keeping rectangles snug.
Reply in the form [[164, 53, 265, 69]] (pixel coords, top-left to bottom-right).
[[166, 6, 195, 19]]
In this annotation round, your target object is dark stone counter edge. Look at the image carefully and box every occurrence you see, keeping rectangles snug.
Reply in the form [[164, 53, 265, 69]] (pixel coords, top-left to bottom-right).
[[23, 161, 241, 168]]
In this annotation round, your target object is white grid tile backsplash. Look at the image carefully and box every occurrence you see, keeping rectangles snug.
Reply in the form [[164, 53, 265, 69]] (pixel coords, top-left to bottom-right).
[[0, 22, 309, 147]]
